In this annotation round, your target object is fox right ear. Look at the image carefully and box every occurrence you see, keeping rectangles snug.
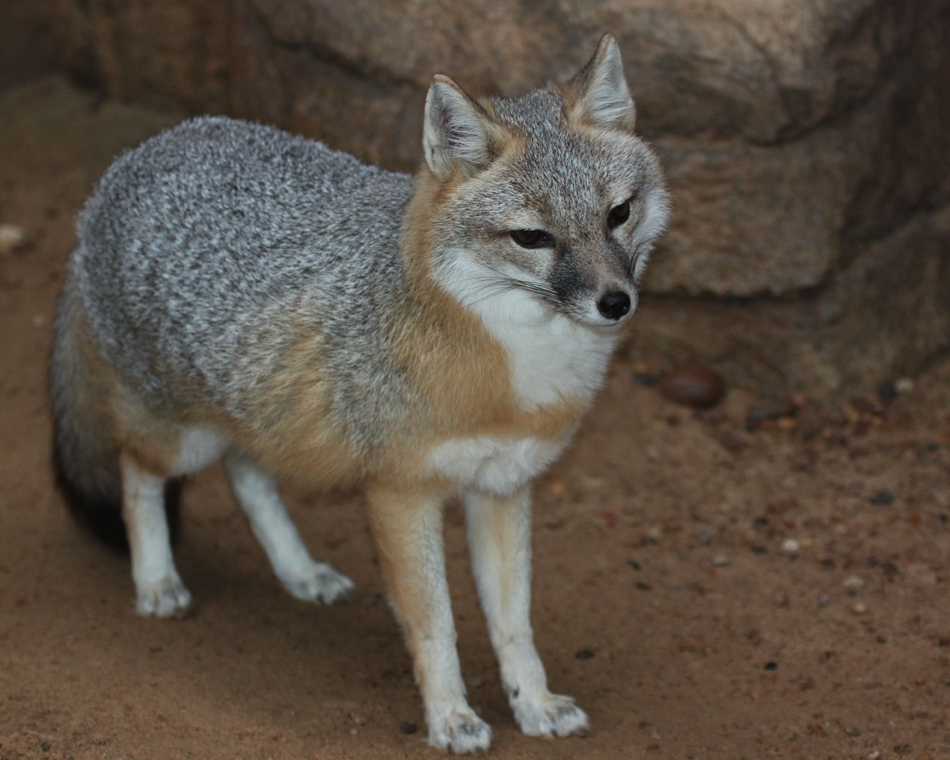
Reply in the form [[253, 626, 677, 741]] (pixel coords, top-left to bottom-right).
[[568, 33, 636, 132], [423, 75, 495, 178]]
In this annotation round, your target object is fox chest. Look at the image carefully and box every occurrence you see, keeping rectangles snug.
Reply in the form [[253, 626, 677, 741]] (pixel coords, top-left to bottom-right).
[[425, 435, 570, 496]]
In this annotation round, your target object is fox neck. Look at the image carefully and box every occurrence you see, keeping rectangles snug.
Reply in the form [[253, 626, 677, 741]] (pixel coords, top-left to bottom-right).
[[400, 172, 621, 418]]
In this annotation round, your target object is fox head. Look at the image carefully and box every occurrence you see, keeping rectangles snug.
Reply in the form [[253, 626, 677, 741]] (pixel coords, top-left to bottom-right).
[[418, 33, 670, 330]]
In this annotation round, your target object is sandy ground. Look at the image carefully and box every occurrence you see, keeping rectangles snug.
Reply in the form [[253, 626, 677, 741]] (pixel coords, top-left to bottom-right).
[[2, 77, 950, 760]]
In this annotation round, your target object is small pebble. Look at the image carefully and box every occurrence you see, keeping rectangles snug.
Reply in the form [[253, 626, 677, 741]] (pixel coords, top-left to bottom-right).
[[781, 538, 800, 554], [877, 382, 898, 403], [764, 661, 778, 671], [711, 556, 728, 567], [658, 362, 725, 409], [842, 575, 865, 590], [776, 416, 797, 432], [0, 223, 27, 254], [867, 752, 881, 760], [745, 396, 796, 430], [894, 377, 914, 394], [633, 371, 660, 387], [852, 601, 868, 615]]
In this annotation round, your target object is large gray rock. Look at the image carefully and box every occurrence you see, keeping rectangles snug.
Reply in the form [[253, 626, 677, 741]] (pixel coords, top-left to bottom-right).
[[51, 0, 950, 396]]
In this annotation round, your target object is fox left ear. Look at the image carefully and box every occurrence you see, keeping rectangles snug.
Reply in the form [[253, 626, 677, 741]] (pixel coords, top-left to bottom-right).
[[423, 75, 497, 178], [568, 33, 636, 132]]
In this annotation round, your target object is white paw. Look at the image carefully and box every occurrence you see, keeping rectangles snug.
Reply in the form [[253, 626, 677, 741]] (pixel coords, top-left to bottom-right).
[[136, 576, 192, 618], [280, 562, 354, 604], [512, 692, 588, 738], [427, 708, 492, 754]]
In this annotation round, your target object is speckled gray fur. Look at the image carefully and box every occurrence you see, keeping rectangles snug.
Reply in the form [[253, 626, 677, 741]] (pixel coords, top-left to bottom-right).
[[73, 116, 415, 451]]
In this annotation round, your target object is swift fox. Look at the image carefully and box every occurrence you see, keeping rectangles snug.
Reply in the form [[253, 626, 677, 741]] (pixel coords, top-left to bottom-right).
[[50, 33, 669, 752]]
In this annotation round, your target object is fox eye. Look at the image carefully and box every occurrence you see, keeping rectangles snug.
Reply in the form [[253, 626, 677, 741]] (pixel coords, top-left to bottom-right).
[[510, 229, 553, 249], [607, 200, 631, 229]]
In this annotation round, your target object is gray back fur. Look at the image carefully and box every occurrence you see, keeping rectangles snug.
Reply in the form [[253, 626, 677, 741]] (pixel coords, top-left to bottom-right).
[[75, 117, 414, 451]]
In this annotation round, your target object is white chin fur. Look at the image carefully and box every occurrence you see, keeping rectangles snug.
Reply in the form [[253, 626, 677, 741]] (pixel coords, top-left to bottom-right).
[[435, 253, 621, 411]]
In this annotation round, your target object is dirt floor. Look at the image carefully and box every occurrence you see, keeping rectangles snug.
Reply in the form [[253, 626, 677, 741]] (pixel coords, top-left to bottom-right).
[[2, 77, 950, 760]]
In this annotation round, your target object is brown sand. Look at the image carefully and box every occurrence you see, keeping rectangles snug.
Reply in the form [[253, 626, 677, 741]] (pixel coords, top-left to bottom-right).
[[2, 77, 949, 760]]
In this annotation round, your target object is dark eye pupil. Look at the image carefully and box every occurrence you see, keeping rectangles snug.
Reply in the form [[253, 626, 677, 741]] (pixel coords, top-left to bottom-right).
[[608, 200, 630, 228], [510, 229, 547, 248]]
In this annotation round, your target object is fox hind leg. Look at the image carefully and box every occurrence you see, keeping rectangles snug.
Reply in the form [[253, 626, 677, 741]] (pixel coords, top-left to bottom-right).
[[224, 455, 353, 604], [464, 486, 589, 738], [120, 451, 192, 617]]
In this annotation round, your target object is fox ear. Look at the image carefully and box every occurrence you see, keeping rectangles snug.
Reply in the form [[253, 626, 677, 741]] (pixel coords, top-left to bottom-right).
[[569, 33, 636, 132], [423, 75, 495, 177]]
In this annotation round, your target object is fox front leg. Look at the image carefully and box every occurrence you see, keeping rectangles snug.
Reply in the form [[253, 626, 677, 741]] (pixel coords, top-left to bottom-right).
[[464, 486, 589, 739], [366, 484, 492, 754]]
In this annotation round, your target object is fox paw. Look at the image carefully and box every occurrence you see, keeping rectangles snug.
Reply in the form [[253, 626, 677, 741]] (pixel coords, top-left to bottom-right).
[[281, 562, 354, 604], [512, 692, 588, 738], [136, 576, 192, 618], [427, 708, 492, 754]]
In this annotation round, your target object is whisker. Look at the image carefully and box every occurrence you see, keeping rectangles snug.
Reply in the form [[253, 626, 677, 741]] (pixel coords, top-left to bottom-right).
[[455, 261, 580, 320]]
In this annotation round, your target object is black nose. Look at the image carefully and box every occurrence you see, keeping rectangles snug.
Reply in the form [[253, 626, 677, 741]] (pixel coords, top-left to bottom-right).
[[597, 290, 631, 321]]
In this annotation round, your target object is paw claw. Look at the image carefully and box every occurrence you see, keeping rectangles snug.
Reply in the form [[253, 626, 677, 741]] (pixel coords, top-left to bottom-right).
[[428, 709, 492, 754], [512, 692, 588, 738], [136, 576, 192, 618], [281, 562, 354, 605]]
